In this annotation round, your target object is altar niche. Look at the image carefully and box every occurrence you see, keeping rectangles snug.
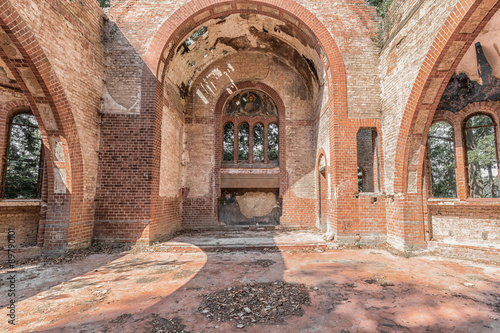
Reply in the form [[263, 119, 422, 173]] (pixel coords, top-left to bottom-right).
[[218, 88, 282, 226]]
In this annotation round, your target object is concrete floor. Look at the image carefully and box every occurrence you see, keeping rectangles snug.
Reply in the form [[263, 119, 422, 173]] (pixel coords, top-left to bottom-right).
[[1, 232, 500, 332]]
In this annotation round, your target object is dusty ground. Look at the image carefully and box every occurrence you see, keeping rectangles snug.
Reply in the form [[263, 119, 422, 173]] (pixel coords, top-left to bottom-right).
[[1, 237, 500, 332]]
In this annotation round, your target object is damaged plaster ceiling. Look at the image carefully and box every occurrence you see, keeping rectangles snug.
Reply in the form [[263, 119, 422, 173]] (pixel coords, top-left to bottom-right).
[[162, 13, 326, 112]]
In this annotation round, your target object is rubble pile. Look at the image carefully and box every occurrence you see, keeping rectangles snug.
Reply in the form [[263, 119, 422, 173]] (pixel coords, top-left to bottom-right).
[[199, 281, 310, 327]]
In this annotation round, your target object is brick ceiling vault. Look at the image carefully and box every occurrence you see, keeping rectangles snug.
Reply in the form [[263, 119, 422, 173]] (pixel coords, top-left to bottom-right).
[[158, 10, 327, 116]]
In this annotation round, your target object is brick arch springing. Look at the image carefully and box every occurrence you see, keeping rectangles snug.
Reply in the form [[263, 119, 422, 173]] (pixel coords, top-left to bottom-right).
[[0, 3, 87, 252], [395, 0, 500, 195]]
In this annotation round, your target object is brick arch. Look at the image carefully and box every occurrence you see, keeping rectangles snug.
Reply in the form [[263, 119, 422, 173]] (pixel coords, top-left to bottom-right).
[[316, 148, 328, 172], [145, 0, 347, 114], [0, 100, 31, 174], [459, 101, 500, 124], [395, 0, 500, 194], [0, 3, 86, 252]]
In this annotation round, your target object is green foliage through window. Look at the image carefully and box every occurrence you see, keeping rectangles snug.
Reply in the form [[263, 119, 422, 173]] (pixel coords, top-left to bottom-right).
[[268, 124, 279, 162], [366, 0, 397, 47], [465, 115, 499, 198], [223, 122, 234, 161], [365, 0, 394, 18], [97, 0, 110, 8], [428, 122, 457, 198], [4, 113, 43, 199], [238, 123, 249, 161], [253, 124, 264, 162]]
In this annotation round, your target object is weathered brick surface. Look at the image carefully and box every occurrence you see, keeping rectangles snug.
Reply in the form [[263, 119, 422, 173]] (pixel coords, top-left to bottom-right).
[[0, 204, 40, 248], [11, 0, 105, 200], [380, 0, 458, 195], [0, 0, 499, 259]]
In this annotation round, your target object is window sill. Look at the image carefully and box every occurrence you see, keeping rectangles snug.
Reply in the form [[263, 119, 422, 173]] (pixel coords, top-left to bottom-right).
[[427, 198, 500, 207], [0, 200, 44, 207], [221, 162, 279, 169]]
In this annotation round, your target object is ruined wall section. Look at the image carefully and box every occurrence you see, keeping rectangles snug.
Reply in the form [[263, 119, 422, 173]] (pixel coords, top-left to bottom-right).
[[295, 0, 381, 119], [105, 0, 186, 58], [11, 0, 105, 201], [380, 0, 458, 194]]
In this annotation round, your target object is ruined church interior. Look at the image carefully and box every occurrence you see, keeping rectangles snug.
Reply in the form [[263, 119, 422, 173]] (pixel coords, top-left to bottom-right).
[[0, 0, 499, 260], [2, 0, 500, 331]]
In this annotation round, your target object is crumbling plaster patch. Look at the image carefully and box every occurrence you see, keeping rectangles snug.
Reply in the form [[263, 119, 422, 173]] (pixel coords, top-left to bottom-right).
[[236, 191, 279, 218]]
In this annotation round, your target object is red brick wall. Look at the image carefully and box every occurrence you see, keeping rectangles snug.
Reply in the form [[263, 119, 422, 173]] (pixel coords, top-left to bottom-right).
[[0, 203, 40, 248], [94, 67, 156, 243], [0, 0, 105, 252]]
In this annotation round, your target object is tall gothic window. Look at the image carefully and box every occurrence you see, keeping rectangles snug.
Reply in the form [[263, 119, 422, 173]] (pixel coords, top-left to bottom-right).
[[465, 114, 499, 198], [253, 123, 264, 162], [268, 123, 279, 162], [238, 123, 250, 161], [222, 89, 279, 166], [3, 113, 43, 199], [223, 122, 234, 161], [428, 122, 457, 198]]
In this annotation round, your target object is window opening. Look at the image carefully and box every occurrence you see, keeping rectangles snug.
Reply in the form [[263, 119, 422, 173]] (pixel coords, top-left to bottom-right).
[[238, 123, 250, 161], [223, 122, 234, 162], [356, 128, 378, 193], [268, 123, 279, 162], [184, 26, 208, 49], [428, 122, 457, 198], [253, 123, 264, 162], [465, 114, 499, 198], [3, 113, 43, 199]]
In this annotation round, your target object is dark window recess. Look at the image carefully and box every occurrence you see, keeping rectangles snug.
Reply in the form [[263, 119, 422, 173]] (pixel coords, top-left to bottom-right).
[[428, 122, 457, 198], [465, 114, 499, 198], [3, 113, 43, 199], [238, 123, 250, 161], [223, 122, 234, 161], [268, 123, 279, 162], [253, 123, 264, 162], [358, 167, 364, 193], [356, 128, 380, 193]]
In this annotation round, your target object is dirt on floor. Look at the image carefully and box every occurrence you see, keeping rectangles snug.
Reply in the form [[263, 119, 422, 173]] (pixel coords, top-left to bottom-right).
[[1, 245, 500, 332]]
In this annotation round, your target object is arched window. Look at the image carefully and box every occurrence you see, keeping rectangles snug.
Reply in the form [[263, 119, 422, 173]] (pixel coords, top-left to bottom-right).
[[464, 114, 499, 198], [221, 89, 279, 167], [3, 113, 43, 199], [223, 122, 234, 161], [238, 122, 249, 161], [253, 123, 264, 162], [268, 123, 279, 162], [428, 122, 457, 198]]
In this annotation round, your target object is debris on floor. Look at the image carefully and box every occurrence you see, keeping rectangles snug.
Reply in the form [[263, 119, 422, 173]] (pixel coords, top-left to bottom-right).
[[198, 281, 310, 326]]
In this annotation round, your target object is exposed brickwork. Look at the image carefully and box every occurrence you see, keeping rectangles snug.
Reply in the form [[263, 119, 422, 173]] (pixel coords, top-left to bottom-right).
[[0, 203, 40, 248], [0, 0, 498, 261]]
